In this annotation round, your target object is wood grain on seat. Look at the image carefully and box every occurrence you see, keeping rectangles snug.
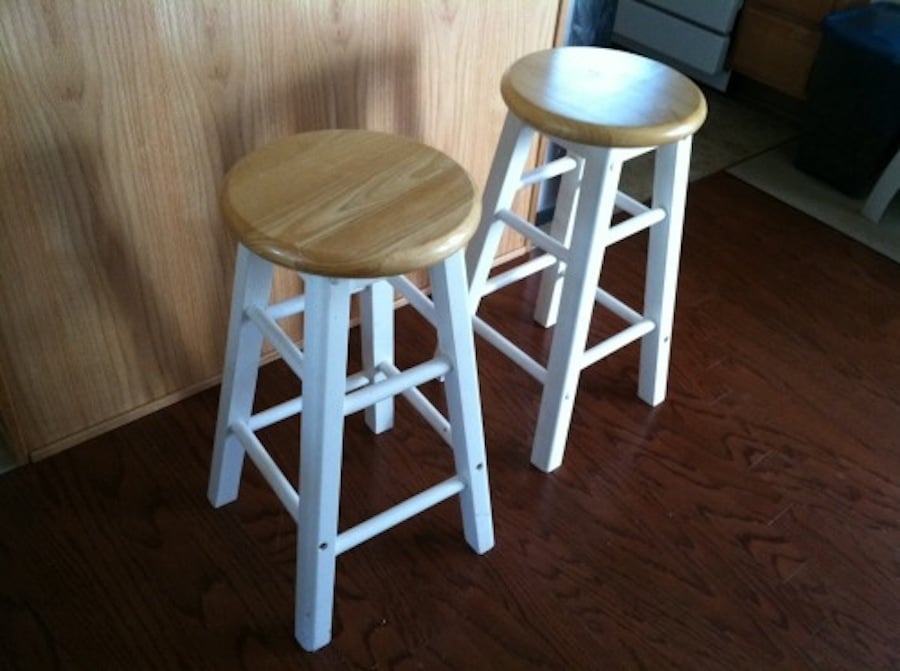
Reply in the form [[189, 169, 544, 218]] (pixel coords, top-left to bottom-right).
[[501, 47, 708, 148], [221, 130, 480, 278]]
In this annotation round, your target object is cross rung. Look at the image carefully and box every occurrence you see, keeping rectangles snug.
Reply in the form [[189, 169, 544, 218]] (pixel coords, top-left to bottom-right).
[[343, 356, 451, 417], [266, 294, 307, 320], [497, 209, 570, 262], [472, 315, 547, 384], [335, 477, 466, 555], [519, 155, 579, 187], [581, 319, 655, 370], [389, 274, 435, 326], [379, 362, 451, 445], [595, 288, 643, 325], [482, 253, 557, 297], [246, 305, 305, 379], [231, 421, 299, 522], [614, 190, 651, 216], [247, 371, 371, 431], [606, 207, 666, 246]]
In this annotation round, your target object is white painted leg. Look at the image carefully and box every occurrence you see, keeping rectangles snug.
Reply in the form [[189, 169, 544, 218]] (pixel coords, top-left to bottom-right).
[[209, 245, 274, 507], [534, 153, 585, 328], [295, 274, 351, 652], [360, 279, 394, 434], [466, 113, 535, 310], [638, 137, 692, 406], [862, 148, 900, 223], [531, 148, 623, 473], [430, 251, 494, 553]]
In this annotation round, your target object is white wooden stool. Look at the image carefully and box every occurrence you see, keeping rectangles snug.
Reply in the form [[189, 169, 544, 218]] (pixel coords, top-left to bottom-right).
[[208, 130, 494, 651], [467, 47, 707, 472]]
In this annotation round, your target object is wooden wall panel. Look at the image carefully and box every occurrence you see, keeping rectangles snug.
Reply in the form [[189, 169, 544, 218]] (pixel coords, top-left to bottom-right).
[[0, 0, 563, 461]]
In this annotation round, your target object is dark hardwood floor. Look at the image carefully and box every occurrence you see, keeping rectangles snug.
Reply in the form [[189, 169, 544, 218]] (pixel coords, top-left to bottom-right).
[[2, 173, 899, 670]]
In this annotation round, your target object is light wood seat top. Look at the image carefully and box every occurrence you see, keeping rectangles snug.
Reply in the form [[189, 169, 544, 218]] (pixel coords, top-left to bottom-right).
[[221, 130, 480, 278], [501, 47, 707, 148]]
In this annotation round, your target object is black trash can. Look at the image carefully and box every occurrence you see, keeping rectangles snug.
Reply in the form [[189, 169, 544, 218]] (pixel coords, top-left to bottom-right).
[[795, 3, 900, 196]]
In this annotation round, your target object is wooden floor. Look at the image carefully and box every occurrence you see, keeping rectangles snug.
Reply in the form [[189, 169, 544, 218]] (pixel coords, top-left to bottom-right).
[[2, 173, 899, 670]]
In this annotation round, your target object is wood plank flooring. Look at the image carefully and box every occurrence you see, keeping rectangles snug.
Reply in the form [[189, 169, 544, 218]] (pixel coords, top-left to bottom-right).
[[1, 173, 899, 670]]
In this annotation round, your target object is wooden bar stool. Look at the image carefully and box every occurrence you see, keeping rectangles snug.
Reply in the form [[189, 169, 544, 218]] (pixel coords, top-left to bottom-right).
[[467, 47, 707, 472], [208, 130, 494, 651]]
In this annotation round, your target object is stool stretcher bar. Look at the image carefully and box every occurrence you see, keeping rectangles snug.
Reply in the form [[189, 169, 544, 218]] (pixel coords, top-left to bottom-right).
[[335, 477, 465, 555], [389, 275, 436, 327], [472, 315, 548, 384], [232, 421, 300, 522], [614, 190, 650, 216], [246, 305, 306, 379], [582, 320, 655, 370], [247, 371, 372, 432], [265, 294, 307, 321], [342, 356, 451, 417], [519, 155, 579, 187], [481, 251, 557, 297], [496, 209, 571, 262], [379, 362, 452, 445], [264, 277, 372, 322], [606, 207, 666, 246], [595, 287, 644, 325]]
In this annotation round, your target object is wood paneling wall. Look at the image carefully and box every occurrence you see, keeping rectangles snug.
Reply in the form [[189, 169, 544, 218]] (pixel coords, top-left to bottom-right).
[[0, 0, 563, 462]]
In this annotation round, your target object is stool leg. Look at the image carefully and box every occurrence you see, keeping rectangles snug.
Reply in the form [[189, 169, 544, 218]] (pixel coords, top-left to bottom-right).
[[534, 153, 585, 327], [467, 113, 535, 308], [360, 279, 394, 434], [862, 148, 900, 223], [638, 137, 691, 406], [209, 245, 274, 507], [531, 148, 623, 473], [295, 274, 351, 652], [430, 250, 494, 553]]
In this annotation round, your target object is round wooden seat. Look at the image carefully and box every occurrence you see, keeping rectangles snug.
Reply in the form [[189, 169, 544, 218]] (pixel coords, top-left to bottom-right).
[[500, 47, 707, 148], [221, 130, 481, 278]]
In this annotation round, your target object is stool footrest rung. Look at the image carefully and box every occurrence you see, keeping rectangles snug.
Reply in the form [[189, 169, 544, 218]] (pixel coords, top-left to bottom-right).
[[519, 155, 579, 188], [379, 362, 452, 445], [595, 288, 644, 325], [614, 189, 651, 217], [231, 421, 300, 522], [497, 209, 570, 262], [344, 356, 451, 417], [582, 319, 655, 370], [335, 477, 466, 555], [606, 207, 666, 246], [246, 305, 306, 379], [247, 357, 452, 432], [265, 294, 307, 321], [472, 315, 547, 384], [482, 253, 557, 298], [389, 275, 436, 327], [248, 371, 372, 431]]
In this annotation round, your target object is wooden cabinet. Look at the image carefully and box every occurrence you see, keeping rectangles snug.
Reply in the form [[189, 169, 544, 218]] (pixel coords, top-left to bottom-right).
[[731, 0, 867, 98], [0, 0, 564, 462]]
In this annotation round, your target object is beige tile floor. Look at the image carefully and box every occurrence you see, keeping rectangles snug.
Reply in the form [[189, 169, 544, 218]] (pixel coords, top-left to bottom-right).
[[728, 141, 900, 263]]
